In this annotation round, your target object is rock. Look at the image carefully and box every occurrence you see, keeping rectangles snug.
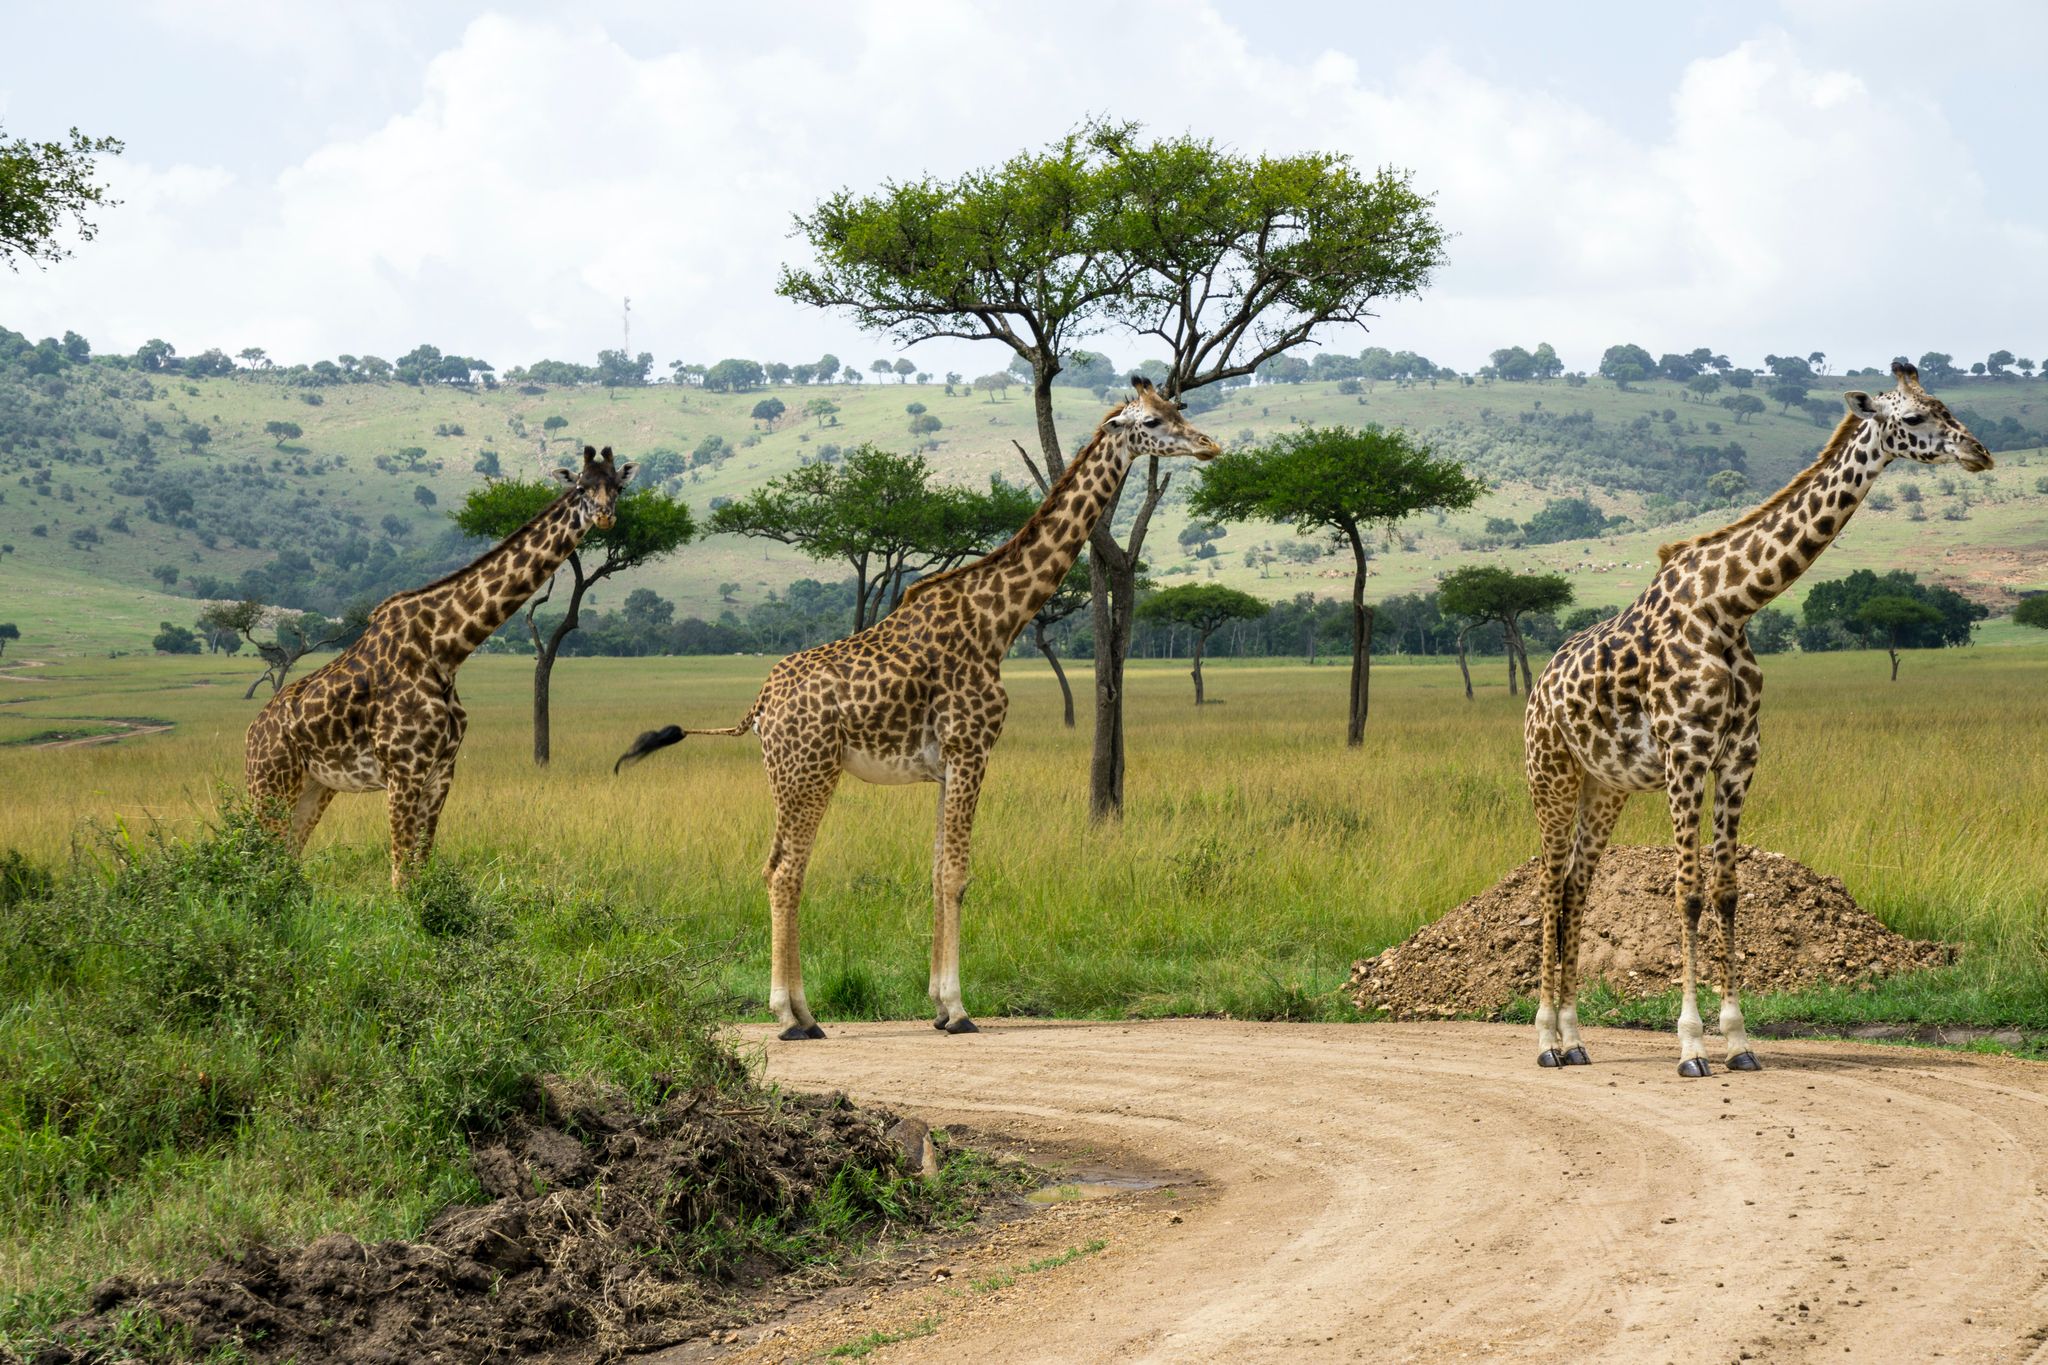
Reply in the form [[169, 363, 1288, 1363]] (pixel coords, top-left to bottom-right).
[[886, 1116, 939, 1177]]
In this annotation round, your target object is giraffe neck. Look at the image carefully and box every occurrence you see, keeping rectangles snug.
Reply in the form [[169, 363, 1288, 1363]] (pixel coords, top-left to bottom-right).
[[1675, 415, 1889, 624], [407, 493, 596, 667], [937, 428, 1138, 651]]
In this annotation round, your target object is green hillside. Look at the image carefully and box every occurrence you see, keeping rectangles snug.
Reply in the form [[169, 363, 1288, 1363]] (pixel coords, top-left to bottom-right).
[[3, 351, 2046, 660]]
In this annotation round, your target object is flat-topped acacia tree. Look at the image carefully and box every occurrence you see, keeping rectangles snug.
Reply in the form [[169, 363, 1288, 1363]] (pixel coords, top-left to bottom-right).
[[778, 118, 1445, 816], [1437, 565, 1575, 699], [1191, 425, 1482, 745], [1136, 584, 1267, 705]]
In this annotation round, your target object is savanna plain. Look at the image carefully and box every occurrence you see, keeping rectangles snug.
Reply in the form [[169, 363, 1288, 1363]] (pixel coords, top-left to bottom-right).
[[4, 640, 2048, 1359]]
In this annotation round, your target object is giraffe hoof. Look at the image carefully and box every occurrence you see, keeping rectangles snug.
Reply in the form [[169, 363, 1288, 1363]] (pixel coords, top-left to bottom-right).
[[943, 1017, 980, 1035], [1677, 1057, 1713, 1078], [777, 1025, 818, 1042], [804, 1023, 826, 1040], [933, 1013, 949, 1031], [1727, 1051, 1762, 1072], [1561, 1046, 1591, 1066], [1537, 1049, 1564, 1068]]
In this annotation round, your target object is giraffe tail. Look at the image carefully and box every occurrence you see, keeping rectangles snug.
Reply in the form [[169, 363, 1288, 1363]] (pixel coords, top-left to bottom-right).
[[612, 703, 760, 773]]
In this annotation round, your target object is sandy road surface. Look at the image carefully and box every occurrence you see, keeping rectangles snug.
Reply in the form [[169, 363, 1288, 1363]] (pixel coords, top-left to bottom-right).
[[744, 1020, 2048, 1364]]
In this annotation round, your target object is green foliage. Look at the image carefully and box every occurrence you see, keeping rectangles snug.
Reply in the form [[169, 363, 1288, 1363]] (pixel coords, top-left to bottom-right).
[[453, 479, 696, 574], [1748, 606, 1797, 655], [1137, 584, 1268, 636], [1189, 424, 1484, 556], [150, 621, 200, 654], [1598, 343, 1655, 388], [2015, 597, 2048, 631], [1438, 564, 1574, 629], [1520, 496, 1612, 544], [0, 123, 124, 268], [1803, 569, 1986, 650]]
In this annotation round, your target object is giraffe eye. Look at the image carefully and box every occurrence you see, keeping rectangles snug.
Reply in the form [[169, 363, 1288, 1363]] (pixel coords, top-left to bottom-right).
[[1143, 417, 1162, 428], [1901, 413, 1926, 425]]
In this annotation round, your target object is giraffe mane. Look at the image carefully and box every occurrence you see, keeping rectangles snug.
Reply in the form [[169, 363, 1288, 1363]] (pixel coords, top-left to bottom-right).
[[370, 487, 578, 618], [1655, 412, 1864, 566], [895, 412, 1125, 608]]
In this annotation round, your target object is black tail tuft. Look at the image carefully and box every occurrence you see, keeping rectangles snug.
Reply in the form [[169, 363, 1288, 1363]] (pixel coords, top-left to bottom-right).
[[614, 724, 685, 774]]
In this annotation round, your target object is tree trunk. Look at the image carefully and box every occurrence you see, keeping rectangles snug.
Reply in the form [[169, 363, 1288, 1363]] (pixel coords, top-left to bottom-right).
[[1889, 645, 1901, 681], [530, 562, 592, 767], [1506, 646, 1517, 696], [1034, 622, 1075, 728], [1191, 631, 1207, 705], [1512, 618, 1535, 692], [1345, 529, 1371, 746], [1087, 549, 1131, 821], [1456, 626, 1475, 700]]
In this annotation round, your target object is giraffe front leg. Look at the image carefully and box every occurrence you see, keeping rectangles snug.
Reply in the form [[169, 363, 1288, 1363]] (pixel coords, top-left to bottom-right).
[[929, 774, 950, 1030], [1667, 759, 1712, 1078], [385, 777, 429, 889], [764, 777, 834, 1041], [931, 755, 986, 1035], [1713, 763, 1761, 1071], [290, 777, 336, 852], [1525, 733, 1579, 1068]]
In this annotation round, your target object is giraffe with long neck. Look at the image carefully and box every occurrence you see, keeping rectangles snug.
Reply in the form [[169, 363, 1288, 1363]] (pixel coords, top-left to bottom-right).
[[616, 379, 1220, 1039], [1522, 362, 1991, 1076], [247, 446, 637, 884]]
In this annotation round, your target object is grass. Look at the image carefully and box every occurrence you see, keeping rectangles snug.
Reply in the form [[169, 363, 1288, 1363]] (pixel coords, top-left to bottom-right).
[[829, 1317, 940, 1357], [0, 646, 2041, 1040], [971, 1239, 1109, 1293], [6, 370, 2044, 650]]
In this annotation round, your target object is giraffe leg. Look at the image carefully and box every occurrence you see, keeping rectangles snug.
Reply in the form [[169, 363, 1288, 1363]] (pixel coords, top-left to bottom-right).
[[932, 752, 987, 1035], [765, 776, 835, 1041], [1558, 783, 1629, 1065], [414, 757, 457, 865], [1525, 737, 1579, 1069], [1713, 762, 1761, 1070], [245, 714, 304, 844], [385, 777, 430, 889], [929, 772, 950, 1030], [1666, 758, 1713, 1077], [290, 777, 337, 853]]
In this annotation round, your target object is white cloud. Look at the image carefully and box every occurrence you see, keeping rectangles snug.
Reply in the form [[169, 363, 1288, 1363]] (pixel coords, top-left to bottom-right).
[[6, 3, 2042, 378]]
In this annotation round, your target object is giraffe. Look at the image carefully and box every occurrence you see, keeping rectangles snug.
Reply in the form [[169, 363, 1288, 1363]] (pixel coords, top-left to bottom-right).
[[615, 378, 1220, 1040], [246, 446, 637, 885], [1522, 362, 1990, 1077]]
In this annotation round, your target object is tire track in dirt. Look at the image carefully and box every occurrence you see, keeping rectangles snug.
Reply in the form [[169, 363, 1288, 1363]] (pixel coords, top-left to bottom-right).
[[741, 1020, 2048, 1363]]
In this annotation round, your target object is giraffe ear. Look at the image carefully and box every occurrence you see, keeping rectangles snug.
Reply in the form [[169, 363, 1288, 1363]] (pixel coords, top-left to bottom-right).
[[1130, 375, 1154, 395], [550, 467, 576, 486], [581, 445, 599, 465], [616, 462, 638, 484], [1843, 390, 1878, 419]]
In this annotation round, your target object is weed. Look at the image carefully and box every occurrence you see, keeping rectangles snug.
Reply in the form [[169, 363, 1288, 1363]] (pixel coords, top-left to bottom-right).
[[830, 1317, 939, 1357]]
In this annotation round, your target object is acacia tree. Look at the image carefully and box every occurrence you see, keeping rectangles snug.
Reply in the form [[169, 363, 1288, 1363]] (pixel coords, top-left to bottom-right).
[[1135, 584, 1267, 705], [1857, 596, 1945, 682], [201, 599, 364, 699], [454, 481, 695, 764], [1437, 566, 1574, 698], [780, 119, 1445, 814], [1192, 426, 1481, 744], [0, 622, 17, 658], [2015, 597, 2048, 632], [0, 123, 123, 268], [710, 445, 1034, 631]]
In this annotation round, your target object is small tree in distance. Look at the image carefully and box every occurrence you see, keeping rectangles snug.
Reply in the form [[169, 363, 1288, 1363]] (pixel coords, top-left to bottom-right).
[[264, 420, 302, 448], [0, 622, 18, 658], [1857, 595, 1945, 681], [1438, 565, 1574, 698], [2014, 597, 2048, 632], [1029, 561, 1092, 727], [1191, 425, 1483, 744], [1137, 584, 1267, 705]]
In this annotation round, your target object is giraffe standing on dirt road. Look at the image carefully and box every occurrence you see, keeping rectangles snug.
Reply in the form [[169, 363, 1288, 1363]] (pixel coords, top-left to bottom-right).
[[1522, 362, 1991, 1077], [615, 379, 1220, 1040], [247, 446, 636, 885]]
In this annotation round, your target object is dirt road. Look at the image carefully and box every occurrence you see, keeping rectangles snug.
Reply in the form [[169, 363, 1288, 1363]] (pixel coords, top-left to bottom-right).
[[743, 1020, 2048, 1364]]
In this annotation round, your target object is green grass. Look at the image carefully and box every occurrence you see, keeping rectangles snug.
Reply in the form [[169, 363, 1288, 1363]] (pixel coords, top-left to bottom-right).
[[971, 1239, 1108, 1293], [5, 371, 2044, 658], [830, 1317, 939, 1357]]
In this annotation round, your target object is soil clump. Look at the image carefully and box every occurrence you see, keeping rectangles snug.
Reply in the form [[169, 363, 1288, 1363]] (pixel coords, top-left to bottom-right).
[[1348, 844, 1954, 1019], [35, 1078, 936, 1364]]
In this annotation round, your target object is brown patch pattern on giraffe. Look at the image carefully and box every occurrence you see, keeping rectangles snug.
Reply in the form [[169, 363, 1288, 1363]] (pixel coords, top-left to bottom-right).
[[1521, 361, 1991, 1076], [616, 380, 1219, 1039], [246, 447, 636, 885]]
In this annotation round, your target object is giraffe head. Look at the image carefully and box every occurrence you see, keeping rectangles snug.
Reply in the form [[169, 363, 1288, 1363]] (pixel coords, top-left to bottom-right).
[[1106, 377, 1222, 462], [1844, 363, 1993, 472], [550, 445, 639, 529]]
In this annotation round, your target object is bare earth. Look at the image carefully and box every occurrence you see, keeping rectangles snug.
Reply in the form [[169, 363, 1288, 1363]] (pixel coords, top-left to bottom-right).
[[723, 1019, 2048, 1364]]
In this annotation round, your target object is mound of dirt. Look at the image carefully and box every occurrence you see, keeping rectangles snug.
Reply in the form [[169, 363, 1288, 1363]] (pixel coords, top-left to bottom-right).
[[1348, 845, 1954, 1020], [42, 1078, 931, 1365]]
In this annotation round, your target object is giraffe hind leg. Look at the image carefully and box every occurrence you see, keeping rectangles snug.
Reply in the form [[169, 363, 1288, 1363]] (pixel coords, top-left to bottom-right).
[[1557, 783, 1629, 1066], [1526, 743, 1581, 1069], [765, 770, 836, 1041]]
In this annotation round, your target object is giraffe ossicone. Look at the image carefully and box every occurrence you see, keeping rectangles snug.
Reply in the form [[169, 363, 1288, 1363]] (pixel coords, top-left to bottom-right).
[[1522, 361, 1990, 1077], [615, 378, 1221, 1040], [246, 445, 636, 886]]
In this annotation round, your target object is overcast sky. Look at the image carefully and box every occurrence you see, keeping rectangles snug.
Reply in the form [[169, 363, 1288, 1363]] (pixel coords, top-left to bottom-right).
[[5, 1, 2045, 378]]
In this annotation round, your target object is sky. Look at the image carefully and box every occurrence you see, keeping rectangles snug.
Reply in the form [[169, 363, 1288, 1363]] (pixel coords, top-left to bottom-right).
[[4, 0, 2045, 379]]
